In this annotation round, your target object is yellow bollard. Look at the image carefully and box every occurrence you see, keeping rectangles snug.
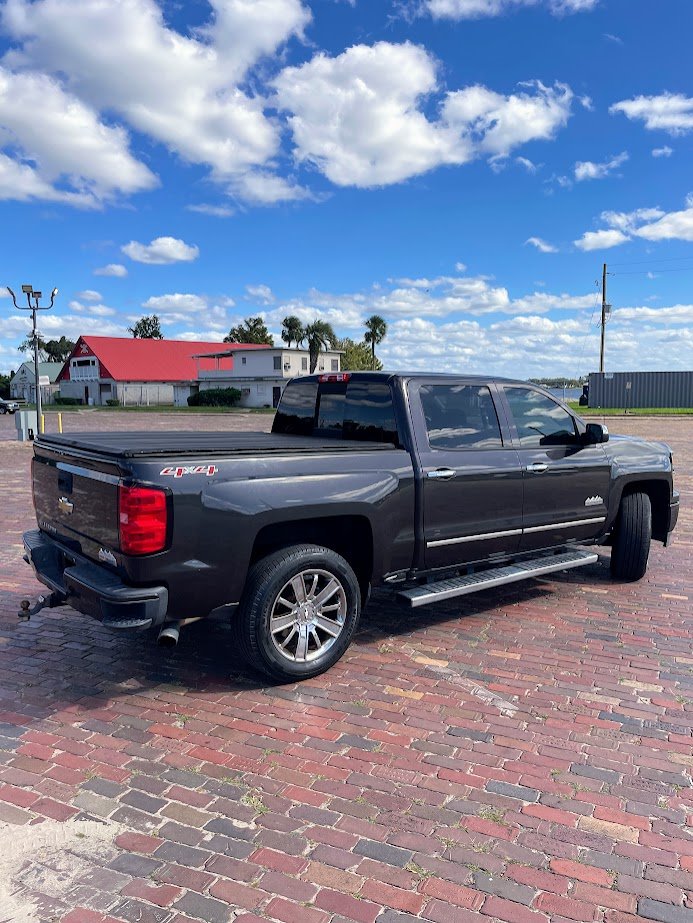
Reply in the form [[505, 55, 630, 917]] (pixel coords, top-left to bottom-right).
[[58, 413, 63, 434], [41, 414, 45, 432]]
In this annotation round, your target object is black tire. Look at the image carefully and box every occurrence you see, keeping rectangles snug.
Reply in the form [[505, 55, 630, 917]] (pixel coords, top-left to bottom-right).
[[234, 544, 362, 681], [610, 491, 651, 581]]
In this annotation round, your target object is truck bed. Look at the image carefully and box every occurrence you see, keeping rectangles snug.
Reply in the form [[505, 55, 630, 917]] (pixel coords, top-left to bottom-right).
[[36, 431, 395, 459]]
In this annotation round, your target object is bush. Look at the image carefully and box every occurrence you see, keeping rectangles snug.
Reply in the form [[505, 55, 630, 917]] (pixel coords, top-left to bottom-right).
[[54, 396, 81, 405], [106, 398, 120, 406], [188, 387, 242, 408]]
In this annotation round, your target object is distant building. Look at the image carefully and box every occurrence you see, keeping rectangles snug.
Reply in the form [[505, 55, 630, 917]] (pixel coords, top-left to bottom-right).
[[589, 371, 693, 409], [10, 361, 63, 404], [196, 346, 343, 408], [57, 336, 264, 406]]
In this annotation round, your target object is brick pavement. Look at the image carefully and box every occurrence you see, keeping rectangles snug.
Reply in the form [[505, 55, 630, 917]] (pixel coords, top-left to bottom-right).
[[0, 411, 691, 923]]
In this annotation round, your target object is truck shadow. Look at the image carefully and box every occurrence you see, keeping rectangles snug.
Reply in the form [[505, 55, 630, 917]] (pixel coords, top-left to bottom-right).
[[1, 556, 613, 715]]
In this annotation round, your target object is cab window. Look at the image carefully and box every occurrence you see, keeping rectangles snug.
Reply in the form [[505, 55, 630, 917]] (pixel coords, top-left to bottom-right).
[[420, 384, 503, 450], [504, 387, 577, 447]]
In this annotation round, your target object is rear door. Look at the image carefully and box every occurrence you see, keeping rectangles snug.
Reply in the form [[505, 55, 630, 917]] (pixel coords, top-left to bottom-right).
[[499, 385, 611, 552], [409, 380, 524, 570]]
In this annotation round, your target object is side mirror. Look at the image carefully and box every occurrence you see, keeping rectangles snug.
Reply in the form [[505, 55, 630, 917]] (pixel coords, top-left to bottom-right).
[[584, 422, 609, 444]]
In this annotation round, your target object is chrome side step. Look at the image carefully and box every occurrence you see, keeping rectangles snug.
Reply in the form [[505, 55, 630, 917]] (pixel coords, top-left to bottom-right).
[[397, 549, 599, 608]]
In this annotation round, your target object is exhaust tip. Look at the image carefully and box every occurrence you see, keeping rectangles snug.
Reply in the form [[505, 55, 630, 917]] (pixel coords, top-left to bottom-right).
[[157, 624, 180, 647]]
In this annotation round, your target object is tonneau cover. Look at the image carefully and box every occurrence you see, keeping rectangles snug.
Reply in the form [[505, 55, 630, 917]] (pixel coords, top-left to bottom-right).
[[36, 431, 395, 459]]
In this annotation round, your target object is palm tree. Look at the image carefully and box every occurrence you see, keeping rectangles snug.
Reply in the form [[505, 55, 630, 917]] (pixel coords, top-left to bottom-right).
[[364, 315, 388, 370], [303, 320, 337, 373], [281, 315, 305, 349]]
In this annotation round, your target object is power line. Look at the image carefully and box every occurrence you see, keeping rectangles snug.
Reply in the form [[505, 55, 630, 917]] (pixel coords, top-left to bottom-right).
[[610, 267, 693, 276]]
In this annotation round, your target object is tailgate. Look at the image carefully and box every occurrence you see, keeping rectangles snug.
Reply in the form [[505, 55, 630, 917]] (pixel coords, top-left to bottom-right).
[[32, 447, 120, 557]]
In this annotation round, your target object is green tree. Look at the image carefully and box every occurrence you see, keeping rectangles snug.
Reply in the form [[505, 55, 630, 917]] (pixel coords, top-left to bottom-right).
[[44, 337, 75, 362], [0, 372, 11, 398], [128, 315, 164, 338], [18, 335, 48, 359], [224, 316, 274, 345], [304, 320, 337, 373], [364, 314, 388, 370], [281, 315, 305, 349], [338, 337, 382, 371]]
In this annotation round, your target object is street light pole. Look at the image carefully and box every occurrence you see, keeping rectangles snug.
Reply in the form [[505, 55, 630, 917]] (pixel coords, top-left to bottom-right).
[[7, 284, 58, 435]]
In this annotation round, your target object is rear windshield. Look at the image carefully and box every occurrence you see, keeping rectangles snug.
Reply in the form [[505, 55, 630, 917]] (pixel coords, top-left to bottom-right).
[[273, 379, 399, 445]]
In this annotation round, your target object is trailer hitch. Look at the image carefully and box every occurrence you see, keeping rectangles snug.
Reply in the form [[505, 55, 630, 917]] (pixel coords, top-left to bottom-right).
[[18, 592, 65, 621]]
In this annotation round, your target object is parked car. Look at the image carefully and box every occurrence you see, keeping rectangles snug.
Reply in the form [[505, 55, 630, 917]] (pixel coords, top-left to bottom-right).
[[22, 372, 679, 680], [0, 398, 19, 414]]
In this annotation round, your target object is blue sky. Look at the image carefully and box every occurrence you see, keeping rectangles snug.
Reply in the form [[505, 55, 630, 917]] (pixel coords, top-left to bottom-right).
[[1, 0, 692, 377]]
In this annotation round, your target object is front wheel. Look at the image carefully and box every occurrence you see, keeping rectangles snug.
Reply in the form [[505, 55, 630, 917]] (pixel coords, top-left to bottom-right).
[[235, 544, 362, 681], [610, 491, 651, 581]]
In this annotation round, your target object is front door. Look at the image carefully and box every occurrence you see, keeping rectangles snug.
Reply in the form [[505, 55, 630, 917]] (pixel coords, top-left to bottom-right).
[[500, 386, 611, 552], [410, 381, 524, 570], [273, 386, 282, 408]]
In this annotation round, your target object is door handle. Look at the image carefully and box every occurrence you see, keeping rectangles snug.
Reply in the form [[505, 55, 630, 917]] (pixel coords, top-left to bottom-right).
[[526, 462, 549, 473], [427, 468, 456, 481]]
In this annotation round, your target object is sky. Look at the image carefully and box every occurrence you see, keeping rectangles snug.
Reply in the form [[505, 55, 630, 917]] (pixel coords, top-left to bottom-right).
[[1, 0, 692, 378]]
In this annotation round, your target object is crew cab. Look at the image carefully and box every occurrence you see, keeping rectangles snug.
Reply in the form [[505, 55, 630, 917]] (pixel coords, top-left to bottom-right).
[[0, 398, 19, 414], [22, 373, 679, 680]]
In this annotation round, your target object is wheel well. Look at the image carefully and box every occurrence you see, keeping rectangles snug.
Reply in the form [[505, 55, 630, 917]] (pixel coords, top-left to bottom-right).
[[621, 481, 670, 543], [251, 516, 374, 598]]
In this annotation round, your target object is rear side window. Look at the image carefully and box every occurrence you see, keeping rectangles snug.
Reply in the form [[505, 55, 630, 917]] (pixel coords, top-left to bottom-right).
[[273, 380, 318, 436], [420, 384, 503, 450], [273, 379, 399, 445]]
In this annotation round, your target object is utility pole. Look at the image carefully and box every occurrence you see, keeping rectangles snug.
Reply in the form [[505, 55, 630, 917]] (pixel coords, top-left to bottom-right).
[[599, 262, 608, 373], [7, 284, 58, 435]]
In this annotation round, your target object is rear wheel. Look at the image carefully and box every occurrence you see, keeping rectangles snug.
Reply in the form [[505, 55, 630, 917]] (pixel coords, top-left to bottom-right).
[[610, 491, 651, 581], [235, 544, 361, 681]]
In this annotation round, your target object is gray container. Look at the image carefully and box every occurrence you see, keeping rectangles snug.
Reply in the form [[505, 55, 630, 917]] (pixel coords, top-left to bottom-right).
[[588, 371, 693, 409]]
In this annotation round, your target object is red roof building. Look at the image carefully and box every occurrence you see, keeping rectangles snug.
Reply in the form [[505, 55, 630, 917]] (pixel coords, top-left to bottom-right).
[[57, 336, 263, 406]]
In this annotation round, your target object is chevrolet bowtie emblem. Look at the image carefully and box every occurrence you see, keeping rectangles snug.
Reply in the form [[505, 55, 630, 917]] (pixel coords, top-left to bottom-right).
[[58, 496, 74, 515]]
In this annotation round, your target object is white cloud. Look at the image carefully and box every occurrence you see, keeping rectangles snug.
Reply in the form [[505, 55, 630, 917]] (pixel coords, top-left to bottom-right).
[[575, 199, 693, 250], [526, 236, 558, 253], [122, 237, 199, 265], [2, 0, 310, 201], [274, 42, 467, 187], [275, 42, 573, 187], [634, 206, 693, 243], [0, 65, 156, 206], [229, 171, 312, 205], [574, 228, 629, 251], [186, 204, 235, 217], [574, 151, 628, 181], [516, 156, 538, 173], [142, 293, 208, 314], [75, 290, 101, 302], [652, 146, 673, 158], [94, 263, 128, 278], [610, 93, 693, 135], [68, 299, 116, 316], [246, 284, 275, 304], [424, 0, 598, 19]]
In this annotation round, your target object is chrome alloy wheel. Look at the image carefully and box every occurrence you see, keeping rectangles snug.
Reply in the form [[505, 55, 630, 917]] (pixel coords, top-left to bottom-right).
[[269, 568, 347, 663]]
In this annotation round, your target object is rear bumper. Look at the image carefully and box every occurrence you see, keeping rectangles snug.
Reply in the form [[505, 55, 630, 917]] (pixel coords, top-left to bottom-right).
[[23, 529, 168, 630]]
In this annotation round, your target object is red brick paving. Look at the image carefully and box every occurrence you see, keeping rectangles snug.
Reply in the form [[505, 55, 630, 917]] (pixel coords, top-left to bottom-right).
[[0, 410, 691, 923]]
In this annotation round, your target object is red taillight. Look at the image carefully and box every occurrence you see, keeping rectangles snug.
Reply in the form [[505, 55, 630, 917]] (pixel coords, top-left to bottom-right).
[[118, 485, 168, 555]]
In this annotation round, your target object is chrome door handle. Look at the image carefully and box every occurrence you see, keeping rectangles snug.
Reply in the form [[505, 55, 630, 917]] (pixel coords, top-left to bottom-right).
[[526, 462, 549, 473], [427, 468, 456, 481]]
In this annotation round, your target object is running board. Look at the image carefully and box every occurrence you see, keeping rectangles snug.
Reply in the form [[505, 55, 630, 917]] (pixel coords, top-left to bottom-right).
[[397, 550, 599, 608]]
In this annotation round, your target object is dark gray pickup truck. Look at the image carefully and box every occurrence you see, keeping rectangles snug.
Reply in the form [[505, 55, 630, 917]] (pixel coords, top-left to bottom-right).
[[23, 372, 679, 680]]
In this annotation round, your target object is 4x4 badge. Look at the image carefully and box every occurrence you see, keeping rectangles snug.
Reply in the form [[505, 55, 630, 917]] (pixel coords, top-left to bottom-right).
[[58, 496, 74, 514]]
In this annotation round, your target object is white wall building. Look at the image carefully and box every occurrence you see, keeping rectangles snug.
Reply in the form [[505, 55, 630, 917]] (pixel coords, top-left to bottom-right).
[[197, 347, 343, 408]]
